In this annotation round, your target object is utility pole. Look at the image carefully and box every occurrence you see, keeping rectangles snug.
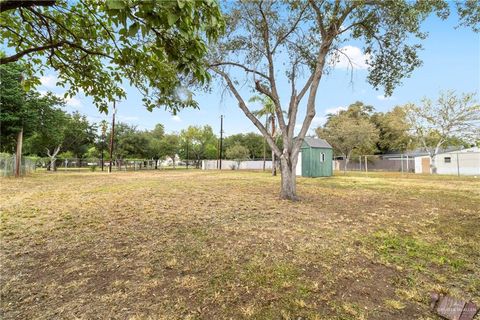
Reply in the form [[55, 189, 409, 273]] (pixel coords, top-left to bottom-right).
[[100, 120, 107, 172], [219, 115, 224, 170], [108, 100, 116, 173]]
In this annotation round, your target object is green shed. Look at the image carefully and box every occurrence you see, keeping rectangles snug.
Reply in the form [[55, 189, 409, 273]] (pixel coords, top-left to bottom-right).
[[296, 137, 333, 177]]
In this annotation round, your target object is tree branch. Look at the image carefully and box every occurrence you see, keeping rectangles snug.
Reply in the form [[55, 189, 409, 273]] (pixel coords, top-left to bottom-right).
[[308, 0, 327, 38], [212, 67, 282, 156], [257, 1, 287, 139], [209, 61, 269, 80], [272, 3, 308, 53], [0, 0, 54, 13], [1, 41, 66, 64]]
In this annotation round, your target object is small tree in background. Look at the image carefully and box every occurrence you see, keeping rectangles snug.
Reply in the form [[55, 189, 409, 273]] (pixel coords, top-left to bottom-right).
[[250, 95, 278, 175], [179, 125, 218, 168], [406, 91, 480, 173], [225, 144, 250, 170], [159, 134, 180, 169]]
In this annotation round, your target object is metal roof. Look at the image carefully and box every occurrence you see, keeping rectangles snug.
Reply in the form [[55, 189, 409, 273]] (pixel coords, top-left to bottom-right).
[[302, 137, 332, 149]]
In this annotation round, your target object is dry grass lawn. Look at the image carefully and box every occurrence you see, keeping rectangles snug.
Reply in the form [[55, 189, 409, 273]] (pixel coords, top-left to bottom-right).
[[1, 170, 479, 319]]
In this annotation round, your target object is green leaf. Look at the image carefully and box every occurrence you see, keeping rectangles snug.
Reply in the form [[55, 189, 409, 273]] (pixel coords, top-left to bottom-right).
[[106, 0, 125, 10], [167, 12, 179, 26], [128, 22, 140, 37]]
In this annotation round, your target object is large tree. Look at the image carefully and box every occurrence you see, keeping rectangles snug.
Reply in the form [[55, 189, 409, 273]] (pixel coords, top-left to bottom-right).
[[405, 91, 480, 173], [62, 112, 97, 158], [371, 106, 415, 154], [0, 62, 67, 173], [112, 123, 150, 160], [0, 63, 30, 154], [22, 97, 69, 170], [316, 103, 379, 171], [207, 0, 462, 200], [1, 0, 224, 113], [223, 133, 268, 160], [179, 125, 217, 168]]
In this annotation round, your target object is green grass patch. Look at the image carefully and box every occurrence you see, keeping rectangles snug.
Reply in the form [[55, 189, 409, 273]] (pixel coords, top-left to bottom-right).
[[369, 230, 466, 272]]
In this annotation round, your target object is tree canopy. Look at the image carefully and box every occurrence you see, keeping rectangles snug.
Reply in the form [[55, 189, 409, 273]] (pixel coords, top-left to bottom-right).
[[1, 0, 224, 113]]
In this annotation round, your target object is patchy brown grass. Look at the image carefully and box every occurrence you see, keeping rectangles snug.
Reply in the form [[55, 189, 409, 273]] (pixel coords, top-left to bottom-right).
[[1, 170, 479, 319]]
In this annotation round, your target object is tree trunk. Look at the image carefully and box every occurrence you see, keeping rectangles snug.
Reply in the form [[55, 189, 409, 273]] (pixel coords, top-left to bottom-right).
[[263, 116, 268, 171], [50, 157, 57, 171], [280, 157, 297, 200], [271, 115, 277, 176], [263, 143, 266, 171], [430, 155, 437, 174], [272, 150, 277, 176], [172, 156, 176, 169], [430, 143, 442, 174], [14, 127, 23, 177], [344, 156, 349, 174], [46, 145, 61, 172]]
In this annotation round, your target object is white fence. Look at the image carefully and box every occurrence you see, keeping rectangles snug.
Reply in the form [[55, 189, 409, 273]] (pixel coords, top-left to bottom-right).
[[202, 160, 272, 170]]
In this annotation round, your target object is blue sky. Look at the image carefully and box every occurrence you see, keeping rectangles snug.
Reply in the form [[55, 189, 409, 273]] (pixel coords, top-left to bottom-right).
[[36, 9, 479, 137]]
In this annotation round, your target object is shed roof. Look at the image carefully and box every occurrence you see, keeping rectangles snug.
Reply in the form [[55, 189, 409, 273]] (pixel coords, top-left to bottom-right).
[[302, 137, 332, 149]]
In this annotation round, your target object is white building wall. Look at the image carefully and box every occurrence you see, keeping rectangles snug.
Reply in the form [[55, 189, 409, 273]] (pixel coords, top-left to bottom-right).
[[435, 152, 480, 175], [296, 151, 302, 176], [414, 149, 480, 176], [202, 160, 273, 170]]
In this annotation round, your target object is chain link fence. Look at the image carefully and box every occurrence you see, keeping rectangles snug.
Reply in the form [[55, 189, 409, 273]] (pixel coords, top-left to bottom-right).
[[334, 152, 480, 176], [0, 154, 38, 177], [334, 155, 415, 173], [36, 158, 196, 172]]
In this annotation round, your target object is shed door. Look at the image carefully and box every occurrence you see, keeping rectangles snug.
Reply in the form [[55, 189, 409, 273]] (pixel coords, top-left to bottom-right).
[[421, 157, 430, 174], [296, 151, 302, 176]]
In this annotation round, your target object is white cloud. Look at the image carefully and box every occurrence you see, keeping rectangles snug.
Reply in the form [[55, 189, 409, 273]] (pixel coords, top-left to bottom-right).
[[324, 106, 347, 115], [52, 93, 82, 108], [376, 95, 395, 101], [172, 115, 181, 122], [311, 116, 326, 127], [332, 45, 370, 70], [65, 97, 82, 107], [39, 75, 58, 88]]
